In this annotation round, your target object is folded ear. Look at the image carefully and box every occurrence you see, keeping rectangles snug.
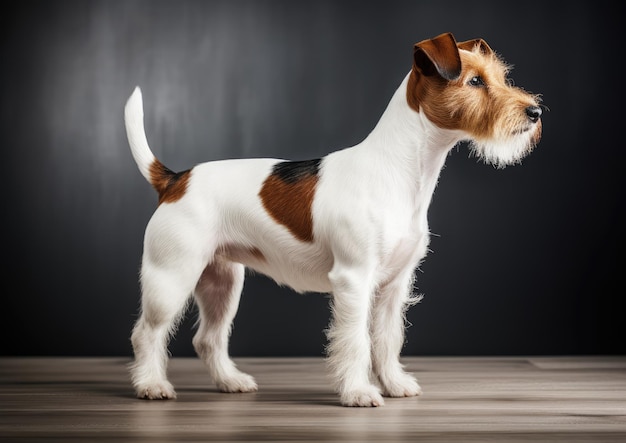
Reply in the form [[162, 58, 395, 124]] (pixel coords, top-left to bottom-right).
[[457, 38, 493, 55], [413, 32, 461, 81]]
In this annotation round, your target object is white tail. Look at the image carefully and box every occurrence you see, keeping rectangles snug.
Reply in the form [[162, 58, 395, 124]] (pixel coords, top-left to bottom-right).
[[124, 87, 156, 183]]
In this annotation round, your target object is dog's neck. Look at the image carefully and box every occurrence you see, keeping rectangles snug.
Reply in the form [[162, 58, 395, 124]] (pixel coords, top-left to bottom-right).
[[360, 72, 462, 205]]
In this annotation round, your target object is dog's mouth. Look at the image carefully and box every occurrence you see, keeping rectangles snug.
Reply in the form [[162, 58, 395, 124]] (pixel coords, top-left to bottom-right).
[[510, 119, 542, 146], [512, 123, 536, 136]]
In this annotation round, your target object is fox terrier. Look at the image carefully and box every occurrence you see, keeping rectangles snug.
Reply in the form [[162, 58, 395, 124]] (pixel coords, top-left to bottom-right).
[[124, 32, 542, 407]]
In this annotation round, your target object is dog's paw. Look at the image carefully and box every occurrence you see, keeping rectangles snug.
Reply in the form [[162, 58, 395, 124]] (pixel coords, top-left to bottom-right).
[[217, 372, 258, 393], [381, 372, 422, 398], [340, 385, 385, 407], [135, 381, 177, 400]]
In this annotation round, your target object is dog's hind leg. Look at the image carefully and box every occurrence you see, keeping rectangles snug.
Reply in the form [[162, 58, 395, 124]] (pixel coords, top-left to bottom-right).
[[130, 255, 206, 400], [192, 258, 257, 393], [131, 271, 200, 400]]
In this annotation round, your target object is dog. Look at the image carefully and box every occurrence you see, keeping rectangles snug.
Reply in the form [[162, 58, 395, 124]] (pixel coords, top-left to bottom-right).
[[124, 32, 542, 407]]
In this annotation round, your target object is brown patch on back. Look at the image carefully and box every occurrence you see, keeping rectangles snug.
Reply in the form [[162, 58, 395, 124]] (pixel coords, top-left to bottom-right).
[[259, 161, 320, 243], [149, 159, 192, 205]]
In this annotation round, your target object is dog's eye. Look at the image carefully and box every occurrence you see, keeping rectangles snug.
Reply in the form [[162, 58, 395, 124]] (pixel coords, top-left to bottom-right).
[[468, 76, 485, 87]]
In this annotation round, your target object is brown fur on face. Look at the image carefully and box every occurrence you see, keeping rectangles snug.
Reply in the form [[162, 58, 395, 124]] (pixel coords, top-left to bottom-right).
[[407, 38, 542, 146]]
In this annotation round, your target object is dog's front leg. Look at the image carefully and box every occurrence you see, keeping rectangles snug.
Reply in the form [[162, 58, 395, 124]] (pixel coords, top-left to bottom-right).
[[371, 266, 422, 398], [326, 262, 383, 407]]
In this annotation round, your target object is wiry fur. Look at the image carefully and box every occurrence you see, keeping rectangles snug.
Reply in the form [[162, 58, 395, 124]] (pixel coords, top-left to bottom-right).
[[124, 33, 542, 407]]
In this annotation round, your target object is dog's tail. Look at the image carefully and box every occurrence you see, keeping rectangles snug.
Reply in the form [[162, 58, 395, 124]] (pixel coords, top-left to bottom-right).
[[124, 87, 183, 200], [124, 87, 157, 183]]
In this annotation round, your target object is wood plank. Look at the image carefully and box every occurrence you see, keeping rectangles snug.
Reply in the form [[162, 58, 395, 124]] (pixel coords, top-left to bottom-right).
[[1, 357, 625, 442]]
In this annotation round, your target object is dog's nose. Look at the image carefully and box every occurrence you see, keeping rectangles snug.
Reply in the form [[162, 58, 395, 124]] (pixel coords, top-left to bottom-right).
[[525, 105, 542, 123]]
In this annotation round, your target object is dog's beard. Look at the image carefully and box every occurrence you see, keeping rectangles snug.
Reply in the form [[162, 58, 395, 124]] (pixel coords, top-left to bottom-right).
[[469, 126, 540, 168]]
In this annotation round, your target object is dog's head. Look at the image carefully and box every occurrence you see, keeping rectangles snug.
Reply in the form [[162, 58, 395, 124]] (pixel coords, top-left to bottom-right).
[[407, 32, 542, 167]]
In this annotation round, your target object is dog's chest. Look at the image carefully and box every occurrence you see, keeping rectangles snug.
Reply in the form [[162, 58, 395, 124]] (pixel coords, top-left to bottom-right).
[[374, 202, 429, 281], [383, 235, 421, 268], [379, 226, 427, 280]]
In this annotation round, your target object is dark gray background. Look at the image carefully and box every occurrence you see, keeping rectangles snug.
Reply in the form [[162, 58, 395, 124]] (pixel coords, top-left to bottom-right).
[[3, 0, 623, 357]]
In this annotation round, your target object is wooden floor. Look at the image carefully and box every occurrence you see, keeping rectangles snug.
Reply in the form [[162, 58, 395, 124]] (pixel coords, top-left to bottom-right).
[[1, 357, 625, 442]]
